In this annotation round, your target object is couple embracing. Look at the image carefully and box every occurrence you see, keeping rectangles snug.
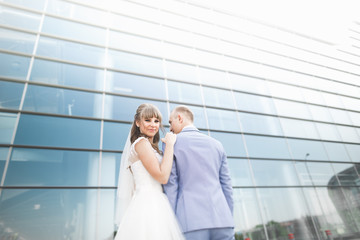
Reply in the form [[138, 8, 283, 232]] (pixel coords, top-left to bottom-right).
[[114, 103, 234, 240]]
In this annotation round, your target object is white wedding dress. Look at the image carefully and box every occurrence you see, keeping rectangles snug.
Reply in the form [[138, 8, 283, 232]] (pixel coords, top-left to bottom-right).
[[114, 137, 185, 240]]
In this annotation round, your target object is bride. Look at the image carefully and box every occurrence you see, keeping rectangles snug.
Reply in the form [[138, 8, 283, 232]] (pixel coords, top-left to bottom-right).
[[114, 103, 184, 240]]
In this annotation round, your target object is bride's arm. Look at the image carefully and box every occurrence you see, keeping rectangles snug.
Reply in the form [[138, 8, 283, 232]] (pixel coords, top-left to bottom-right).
[[135, 133, 176, 184]]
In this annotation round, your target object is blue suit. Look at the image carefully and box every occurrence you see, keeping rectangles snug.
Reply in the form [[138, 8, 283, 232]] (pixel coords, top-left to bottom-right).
[[163, 126, 234, 236]]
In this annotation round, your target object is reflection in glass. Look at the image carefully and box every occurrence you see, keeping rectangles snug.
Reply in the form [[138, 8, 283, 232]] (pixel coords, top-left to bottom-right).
[[202, 87, 235, 109], [336, 125, 360, 143], [206, 108, 240, 132], [0, 28, 36, 54], [0, 80, 24, 110], [165, 60, 198, 83], [168, 81, 203, 105], [280, 118, 319, 139], [251, 160, 299, 186], [210, 131, 247, 157], [229, 73, 270, 95], [0, 5, 41, 31], [23, 85, 103, 118], [227, 159, 253, 186], [30, 59, 105, 90], [169, 104, 207, 129], [233, 189, 265, 240], [198, 67, 229, 88], [104, 95, 168, 123], [14, 114, 101, 149], [0, 189, 115, 240], [0, 147, 9, 181], [42, 16, 106, 45], [102, 122, 131, 151], [106, 71, 166, 99], [37, 36, 105, 66], [239, 112, 283, 136], [4, 148, 99, 186], [316, 122, 342, 142], [101, 152, 121, 186], [244, 135, 291, 159], [287, 139, 328, 161], [308, 104, 332, 123], [345, 144, 360, 162], [323, 142, 351, 162], [107, 49, 163, 77], [0, 53, 31, 79], [297, 162, 336, 186], [274, 99, 312, 120], [331, 163, 360, 186], [0, 112, 17, 144], [233, 92, 277, 115], [257, 188, 318, 240]]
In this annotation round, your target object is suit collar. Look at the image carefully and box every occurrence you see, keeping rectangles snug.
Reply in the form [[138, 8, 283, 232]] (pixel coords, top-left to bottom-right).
[[180, 126, 199, 133]]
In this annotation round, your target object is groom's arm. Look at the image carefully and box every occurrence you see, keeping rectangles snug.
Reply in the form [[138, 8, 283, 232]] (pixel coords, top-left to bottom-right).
[[219, 146, 234, 215]]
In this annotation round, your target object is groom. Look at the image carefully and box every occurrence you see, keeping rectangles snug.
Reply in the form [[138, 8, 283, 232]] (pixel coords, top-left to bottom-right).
[[164, 105, 234, 240]]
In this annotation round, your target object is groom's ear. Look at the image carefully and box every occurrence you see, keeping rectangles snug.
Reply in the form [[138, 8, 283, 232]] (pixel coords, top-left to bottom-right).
[[178, 114, 183, 123]]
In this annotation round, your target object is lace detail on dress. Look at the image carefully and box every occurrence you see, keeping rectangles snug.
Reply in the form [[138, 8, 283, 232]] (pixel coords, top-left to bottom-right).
[[129, 137, 147, 164]]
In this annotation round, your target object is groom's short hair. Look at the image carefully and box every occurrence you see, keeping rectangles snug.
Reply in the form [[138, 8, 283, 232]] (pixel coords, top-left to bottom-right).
[[174, 105, 194, 123]]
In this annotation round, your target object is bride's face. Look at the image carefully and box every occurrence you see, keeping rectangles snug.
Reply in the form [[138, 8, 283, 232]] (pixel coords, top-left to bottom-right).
[[137, 117, 160, 140]]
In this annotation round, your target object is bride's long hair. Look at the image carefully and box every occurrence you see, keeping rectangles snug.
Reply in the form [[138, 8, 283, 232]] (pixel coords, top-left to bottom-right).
[[130, 103, 164, 154]]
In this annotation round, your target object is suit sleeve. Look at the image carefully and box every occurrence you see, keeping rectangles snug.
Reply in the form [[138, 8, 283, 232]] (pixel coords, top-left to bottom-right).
[[163, 143, 179, 213], [219, 145, 234, 215]]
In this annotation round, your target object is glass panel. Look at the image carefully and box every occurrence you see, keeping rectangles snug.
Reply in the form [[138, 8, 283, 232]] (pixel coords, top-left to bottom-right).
[[0, 52, 30, 79], [202, 86, 235, 109], [23, 85, 103, 118], [329, 108, 353, 125], [346, 144, 360, 162], [228, 158, 253, 186], [167, 81, 202, 105], [169, 104, 207, 129], [104, 95, 168, 123], [233, 189, 266, 240], [206, 108, 240, 132], [4, 148, 99, 186], [0, 80, 24, 110], [336, 125, 360, 143], [106, 71, 166, 99], [257, 188, 317, 240], [102, 122, 131, 151], [229, 73, 270, 96], [0, 189, 115, 240], [30, 59, 105, 90], [14, 114, 100, 149], [273, 99, 312, 120], [107, 49, 163, 77], [339, 187, 360, 233], [233, 92, 277, 115], [37, 36, 105, 66], [0, 5, 41, 31], [0, 147, 9, 181], [296, 162, 337, 186], [0, 28, 36, 54], [268, 81, 304, 102], [3, 0, 45, 10], [101, 152, 121, 186], [316, 122, 342, 142], [46, 0, 107, 26], [323, 142, 351, 162], [244, 135, 291, 159], [0, 112, 17, 144], [108, 30, 162, 57], [239, 112, 283, 136], [308, 104, 332, 123], [198, 67, 229, 88], [280, 118, 319, 139], [42, 16, 106, 46], [251, 160, 299, 186], [332, 163, 360, 186], [209, 131, 247, 157], [287, 139, 329, 161], [304, 187, 360, 239], [165, 60, 198, 83]]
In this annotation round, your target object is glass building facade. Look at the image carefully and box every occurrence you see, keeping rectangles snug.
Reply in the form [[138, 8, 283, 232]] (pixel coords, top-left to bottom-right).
[[0, 0, 360, 239]]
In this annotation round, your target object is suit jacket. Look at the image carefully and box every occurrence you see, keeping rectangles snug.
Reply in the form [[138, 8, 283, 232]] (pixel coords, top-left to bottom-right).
[[163, 126, 234, 233]]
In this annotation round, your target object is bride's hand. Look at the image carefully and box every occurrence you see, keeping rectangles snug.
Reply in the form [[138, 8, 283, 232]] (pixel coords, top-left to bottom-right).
[[161, 132, 177, 146]]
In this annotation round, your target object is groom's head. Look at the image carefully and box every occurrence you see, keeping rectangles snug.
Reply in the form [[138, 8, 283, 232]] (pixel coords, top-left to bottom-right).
[[169, 106, 194, 134]]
